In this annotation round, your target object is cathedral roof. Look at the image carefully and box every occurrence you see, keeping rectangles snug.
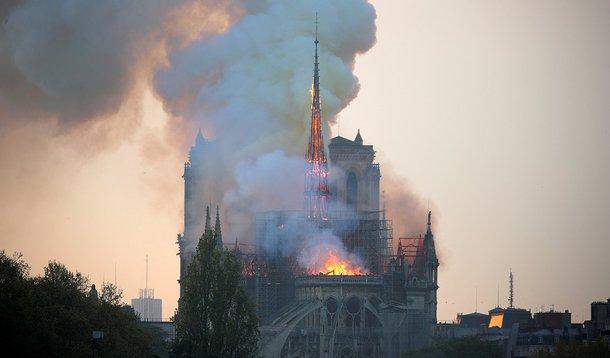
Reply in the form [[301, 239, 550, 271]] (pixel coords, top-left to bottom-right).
[[329, 136, 356, 146], [330, 131, 367, 147]]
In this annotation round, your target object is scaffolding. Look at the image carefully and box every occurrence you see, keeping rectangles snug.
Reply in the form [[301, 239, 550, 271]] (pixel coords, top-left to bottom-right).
[[326, 210, 393, 275], [252, 210, 393, 275], [236, 210, 395, 323], [397, 237, 427, 279]]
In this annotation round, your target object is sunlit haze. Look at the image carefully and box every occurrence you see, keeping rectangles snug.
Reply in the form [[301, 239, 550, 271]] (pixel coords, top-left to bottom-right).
[[1, 0, 608, 323]]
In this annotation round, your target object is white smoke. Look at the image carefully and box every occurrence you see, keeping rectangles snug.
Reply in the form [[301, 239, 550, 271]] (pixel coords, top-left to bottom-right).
[[297, 229, 368, 275], [224, 150, 303, 240], [155, 0, 377, 245], [250, 210, 368, 274]]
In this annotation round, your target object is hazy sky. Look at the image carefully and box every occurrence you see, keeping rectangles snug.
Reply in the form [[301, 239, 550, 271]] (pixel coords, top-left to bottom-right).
[[1, 1, 609, 322]]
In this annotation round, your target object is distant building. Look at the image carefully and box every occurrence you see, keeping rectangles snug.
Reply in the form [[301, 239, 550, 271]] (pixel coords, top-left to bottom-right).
[[532, 310, 571, 329], [456, 312, 490, 329], [512, 310, 583, 358], [488, 307, 532, 329], [131, 288, 162, 322], [435, 312, 489, 339], [434, 307, 586, 358], [584, 297, 610, 342]]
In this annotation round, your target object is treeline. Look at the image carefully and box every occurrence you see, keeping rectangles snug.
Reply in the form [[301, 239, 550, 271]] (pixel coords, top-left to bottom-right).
[[402, 337, 504, 358], [532, 340, 610, 358], [0, 250, 167, 357], [403, 337, 610, 358]]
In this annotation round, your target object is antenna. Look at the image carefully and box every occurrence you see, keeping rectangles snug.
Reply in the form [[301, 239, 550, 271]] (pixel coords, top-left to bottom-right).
[[497, 284, 500, 307], [508, 269, 514, 308], [146, 254, 149, 291]]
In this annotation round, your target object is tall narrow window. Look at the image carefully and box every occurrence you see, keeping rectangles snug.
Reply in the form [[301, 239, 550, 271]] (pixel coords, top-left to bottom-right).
[[347, 172, 358, 209]]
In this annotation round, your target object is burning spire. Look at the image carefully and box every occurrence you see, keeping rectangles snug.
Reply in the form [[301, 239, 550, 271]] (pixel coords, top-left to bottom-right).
[[304, 13, 330, 221]]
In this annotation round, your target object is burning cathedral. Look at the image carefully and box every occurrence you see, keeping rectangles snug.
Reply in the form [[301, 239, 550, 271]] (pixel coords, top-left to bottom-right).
[[176, 23, 439, 358]]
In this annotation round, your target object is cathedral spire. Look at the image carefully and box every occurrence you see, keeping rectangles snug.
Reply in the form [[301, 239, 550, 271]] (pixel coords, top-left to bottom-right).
[[204, 206, 211, 235], [425, 211, 437, 259], [214, 206, 222, 250], [195, 128, 205, 146], [304, 13, 330, 222]]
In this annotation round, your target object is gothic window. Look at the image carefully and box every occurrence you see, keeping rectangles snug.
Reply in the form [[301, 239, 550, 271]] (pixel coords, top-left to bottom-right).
[[347, 172, 358, 209]]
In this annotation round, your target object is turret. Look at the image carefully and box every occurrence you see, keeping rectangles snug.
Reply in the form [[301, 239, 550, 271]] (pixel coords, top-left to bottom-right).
[[195, 128, 205, 146], [424, 211, 439, 326], [214, 206, 223, 251], [204, 206, 211, 236], [424, 211, 439, 286], [354, 129, 363, 145], [183, 129, 208, 250]]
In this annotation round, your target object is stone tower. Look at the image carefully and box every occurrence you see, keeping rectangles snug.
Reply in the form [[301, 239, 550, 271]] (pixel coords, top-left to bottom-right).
[[328, 130, 381, 213], [178, 129, 209, 290]]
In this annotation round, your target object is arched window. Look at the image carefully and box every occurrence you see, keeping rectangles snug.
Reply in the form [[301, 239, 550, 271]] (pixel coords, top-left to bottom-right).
[[346, 172, 358, 209]]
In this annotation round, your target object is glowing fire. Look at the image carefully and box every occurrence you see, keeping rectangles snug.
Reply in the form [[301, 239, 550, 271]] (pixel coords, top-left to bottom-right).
[[311, 252, 365, 276]]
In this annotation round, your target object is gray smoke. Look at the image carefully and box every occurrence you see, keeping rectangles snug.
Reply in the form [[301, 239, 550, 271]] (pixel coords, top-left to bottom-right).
[[156, 0, 377, 245], [2, 1, 151, 125], [252, 210, 368, 274], [0, 0, 240, 140], [1, 0, 431, 271], [297, 229, 368, 274]]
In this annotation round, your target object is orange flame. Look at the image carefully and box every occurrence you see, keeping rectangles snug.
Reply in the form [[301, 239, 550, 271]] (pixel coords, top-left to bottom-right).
[[313, 252, 365, 276]]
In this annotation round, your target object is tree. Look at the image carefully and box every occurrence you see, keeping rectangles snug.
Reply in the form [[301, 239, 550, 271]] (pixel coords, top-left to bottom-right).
[[531, 340, 610, 358], [174, 226, 259, 357], [100, 281, 124, 305], [402, 337, 504, 358], [0, 250, 168, 357], [0, 251, 35, 353]]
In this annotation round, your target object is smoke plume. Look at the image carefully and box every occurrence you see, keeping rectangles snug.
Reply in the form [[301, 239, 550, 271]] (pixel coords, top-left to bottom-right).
[[0, 0, 240, 145], [297, 229, 368, 275], [155, 0, 377, 243], [1, 0, 430, 274]]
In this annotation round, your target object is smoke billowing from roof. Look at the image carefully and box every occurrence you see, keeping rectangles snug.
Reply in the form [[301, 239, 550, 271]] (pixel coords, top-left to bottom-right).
[[155, 1, 377, 242], [1, 0, 427, 259]]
